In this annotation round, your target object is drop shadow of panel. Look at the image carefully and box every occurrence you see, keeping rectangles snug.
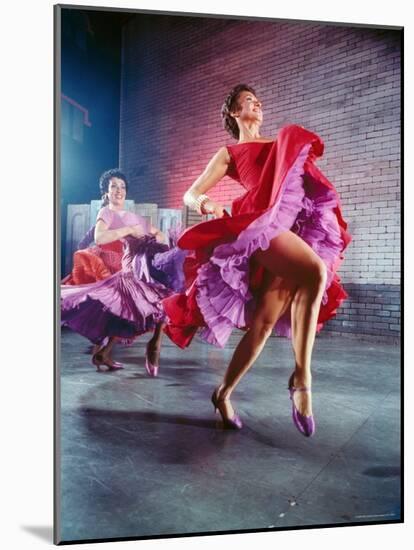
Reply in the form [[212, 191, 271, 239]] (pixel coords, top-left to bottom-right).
[[21, 526, 53, 543]]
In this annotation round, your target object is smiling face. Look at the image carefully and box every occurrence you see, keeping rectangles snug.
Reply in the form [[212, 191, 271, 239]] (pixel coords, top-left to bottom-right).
[[106, 177, 127, 209], [232, 90, 263, 125]]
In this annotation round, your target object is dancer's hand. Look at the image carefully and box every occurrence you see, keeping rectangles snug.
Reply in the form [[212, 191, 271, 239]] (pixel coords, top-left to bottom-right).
[[203, 200, 225, 219], [129, 224, 145, 238], [150, 228, 166, 243]]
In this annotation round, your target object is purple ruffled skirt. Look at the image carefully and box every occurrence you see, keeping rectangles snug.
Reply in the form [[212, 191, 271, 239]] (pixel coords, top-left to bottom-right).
[[61, 236, 176, 345]]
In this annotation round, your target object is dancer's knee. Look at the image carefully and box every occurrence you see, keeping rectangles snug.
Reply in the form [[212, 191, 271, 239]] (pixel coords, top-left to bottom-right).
[[252, 316, 275, 341], [306, 260, 327, 293]]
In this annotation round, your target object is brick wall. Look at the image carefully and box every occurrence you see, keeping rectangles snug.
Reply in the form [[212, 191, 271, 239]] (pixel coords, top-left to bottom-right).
[[119, 14, 401, 339]]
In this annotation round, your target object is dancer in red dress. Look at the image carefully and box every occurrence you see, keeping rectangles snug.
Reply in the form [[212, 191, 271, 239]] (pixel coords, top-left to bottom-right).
[[163, 85, 351, 436]]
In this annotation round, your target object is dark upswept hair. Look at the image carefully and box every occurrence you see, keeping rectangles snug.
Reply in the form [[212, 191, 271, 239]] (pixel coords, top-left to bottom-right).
[[99, 168, 128, 206], [221, 84, 257, 140]]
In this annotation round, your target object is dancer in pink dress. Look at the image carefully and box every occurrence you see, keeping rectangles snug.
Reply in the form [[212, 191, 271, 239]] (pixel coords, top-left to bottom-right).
[[61, 170, 183, 376], [164, 85, 351, 436]]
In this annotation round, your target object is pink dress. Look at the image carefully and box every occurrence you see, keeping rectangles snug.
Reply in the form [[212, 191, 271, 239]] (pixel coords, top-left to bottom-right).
[[61, 207, 172, 345]]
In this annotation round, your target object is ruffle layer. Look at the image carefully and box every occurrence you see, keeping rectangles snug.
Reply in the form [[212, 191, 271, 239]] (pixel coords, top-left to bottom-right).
[[152, 247, 188, 293], [61, 273, 170, 345], [61, 248, 112, 286]]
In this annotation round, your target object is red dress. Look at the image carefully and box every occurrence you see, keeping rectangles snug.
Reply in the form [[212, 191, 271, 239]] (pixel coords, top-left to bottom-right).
[[163, 124, 351, 349]]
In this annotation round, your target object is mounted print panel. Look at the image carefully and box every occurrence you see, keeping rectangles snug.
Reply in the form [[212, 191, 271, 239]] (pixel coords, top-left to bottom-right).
[[55, 4, 403, 545]]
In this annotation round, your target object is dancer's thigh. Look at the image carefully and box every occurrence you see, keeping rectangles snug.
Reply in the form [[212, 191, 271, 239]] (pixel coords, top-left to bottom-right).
[[251, 270, 295, 327], [253, 230, 324, 287]]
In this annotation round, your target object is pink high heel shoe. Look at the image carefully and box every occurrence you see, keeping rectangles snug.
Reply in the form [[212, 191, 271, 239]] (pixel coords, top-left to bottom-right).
[[145, 342, 159, 377], [92, 353, 124, 372], [211, 388, 243, 430], [288, 373, 315, 437]]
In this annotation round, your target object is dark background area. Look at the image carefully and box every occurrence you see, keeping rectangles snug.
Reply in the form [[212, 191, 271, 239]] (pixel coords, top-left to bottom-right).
[[60, 8, 131, 273]]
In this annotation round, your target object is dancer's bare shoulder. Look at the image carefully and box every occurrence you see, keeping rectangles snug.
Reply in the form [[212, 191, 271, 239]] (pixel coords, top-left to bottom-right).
[[214, 146, 232, 165], [210, 146, 231, 166]]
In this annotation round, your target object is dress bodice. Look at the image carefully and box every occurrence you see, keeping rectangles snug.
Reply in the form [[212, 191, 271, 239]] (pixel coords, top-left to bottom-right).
[[99, 208, 149, 233], [226, 141, 273, 191], [96, 206, 153, 272]]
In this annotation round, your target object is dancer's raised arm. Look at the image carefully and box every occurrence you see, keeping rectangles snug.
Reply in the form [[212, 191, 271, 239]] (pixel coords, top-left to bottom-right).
[[183, 147, 230, 218]]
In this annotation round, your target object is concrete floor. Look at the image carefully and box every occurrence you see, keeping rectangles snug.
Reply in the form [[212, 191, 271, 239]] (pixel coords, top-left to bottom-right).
[[57, 328, 401, 543]]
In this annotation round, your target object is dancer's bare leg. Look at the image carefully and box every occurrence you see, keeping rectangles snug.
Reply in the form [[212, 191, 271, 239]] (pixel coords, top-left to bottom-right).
[[99, 337, 118, 362], [92, 343, 101, 355], [92, 336, 123, 369], [216, 273, 295, 419], [146, 322, 165, 366], [92, 337, 111, 357], [254, 231, 327, 417]]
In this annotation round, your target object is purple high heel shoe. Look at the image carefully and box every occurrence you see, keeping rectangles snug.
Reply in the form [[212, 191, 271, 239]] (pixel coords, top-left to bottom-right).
[[145, 342, 159, 377], [211, 388, 243, 430], [288, 373, 315, 437]]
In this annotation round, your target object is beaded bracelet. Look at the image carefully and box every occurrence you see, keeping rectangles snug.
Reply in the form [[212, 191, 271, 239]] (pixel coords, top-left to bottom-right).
[[184, 191, 212, 215], [198, 195, 212, 215]]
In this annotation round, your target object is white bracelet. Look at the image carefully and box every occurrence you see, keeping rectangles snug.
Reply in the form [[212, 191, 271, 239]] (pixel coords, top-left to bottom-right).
[[184, 190, 211, 214], [198, 195, 211, 215]]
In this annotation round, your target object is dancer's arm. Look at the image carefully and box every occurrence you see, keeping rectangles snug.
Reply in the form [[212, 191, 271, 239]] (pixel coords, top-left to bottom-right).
[[95, 220, 144, 245], [77, 225, 96, 250], [183, 147, 230, 218], [149, 225, 166, 244]]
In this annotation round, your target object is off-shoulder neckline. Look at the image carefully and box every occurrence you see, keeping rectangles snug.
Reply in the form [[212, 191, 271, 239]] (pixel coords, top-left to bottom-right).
[[228, 125, 303, 147]]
